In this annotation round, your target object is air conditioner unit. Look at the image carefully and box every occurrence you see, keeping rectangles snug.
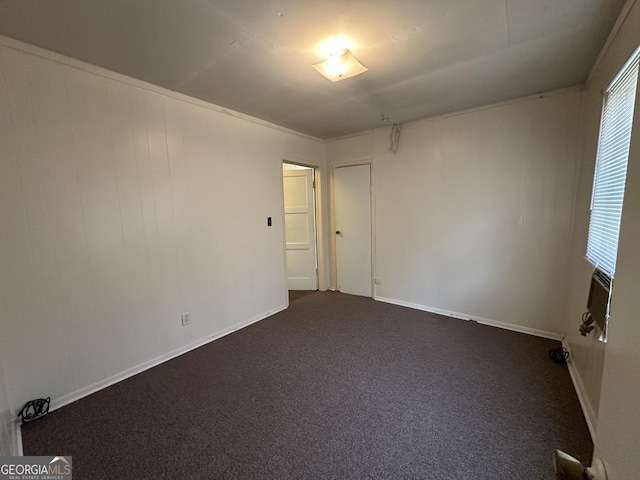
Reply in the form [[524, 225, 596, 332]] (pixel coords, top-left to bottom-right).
[[587, 269, 611, 331]]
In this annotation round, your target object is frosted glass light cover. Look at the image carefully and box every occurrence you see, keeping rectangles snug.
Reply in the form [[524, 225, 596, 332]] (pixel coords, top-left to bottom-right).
[[312, 49, 367, 82]]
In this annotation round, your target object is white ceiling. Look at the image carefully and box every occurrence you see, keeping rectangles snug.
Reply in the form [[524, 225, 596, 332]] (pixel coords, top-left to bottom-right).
[[0, 0, 626, 139]]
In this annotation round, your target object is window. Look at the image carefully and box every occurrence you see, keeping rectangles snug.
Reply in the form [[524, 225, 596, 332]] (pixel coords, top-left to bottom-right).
[[586, 47, 640, 278]]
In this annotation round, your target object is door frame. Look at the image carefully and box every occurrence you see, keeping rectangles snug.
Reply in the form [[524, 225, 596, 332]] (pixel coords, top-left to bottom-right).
[[280, 157, 327, 304], [282, 163, 318, 291], [330, 159, 376, 296]]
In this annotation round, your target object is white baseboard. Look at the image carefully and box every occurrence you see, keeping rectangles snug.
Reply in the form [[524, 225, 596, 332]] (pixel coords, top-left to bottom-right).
[[374, 296, 563, 341], [16, 422, 22, 456], [49, 305, 287, 413], [562, 339, 597, 441]]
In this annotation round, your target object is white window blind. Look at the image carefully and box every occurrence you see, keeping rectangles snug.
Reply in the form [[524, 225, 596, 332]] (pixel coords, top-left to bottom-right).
[[586, 48, 640, 277]]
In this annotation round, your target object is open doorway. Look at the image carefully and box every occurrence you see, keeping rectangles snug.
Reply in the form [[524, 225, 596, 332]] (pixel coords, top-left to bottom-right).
[[283, 163, 318, 299]]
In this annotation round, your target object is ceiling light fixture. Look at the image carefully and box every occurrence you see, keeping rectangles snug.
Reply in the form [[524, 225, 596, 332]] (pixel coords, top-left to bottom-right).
[[312, 48, 367, 82]]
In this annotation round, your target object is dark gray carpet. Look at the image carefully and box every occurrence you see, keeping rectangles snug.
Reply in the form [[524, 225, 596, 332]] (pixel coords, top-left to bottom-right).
[[22, 292, 592, 479], [289, 290, 318, 303]]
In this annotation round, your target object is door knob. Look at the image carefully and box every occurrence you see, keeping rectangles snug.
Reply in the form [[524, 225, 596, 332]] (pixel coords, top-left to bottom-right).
[[335, 231, 341, 235]]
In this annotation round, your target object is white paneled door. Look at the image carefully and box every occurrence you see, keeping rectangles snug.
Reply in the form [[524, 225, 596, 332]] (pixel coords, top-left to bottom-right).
[[334, 164, 372, 297], [283, 168, 318, 290]]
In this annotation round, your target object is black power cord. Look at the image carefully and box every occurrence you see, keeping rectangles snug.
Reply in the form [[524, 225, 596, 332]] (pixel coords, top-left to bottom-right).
[[18, 397, 50, 424], [548, 346, 569, 364]]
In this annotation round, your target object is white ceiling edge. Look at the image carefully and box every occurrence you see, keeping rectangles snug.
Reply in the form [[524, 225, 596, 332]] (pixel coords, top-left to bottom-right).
[[0, 34, 325, 144], [325, 84, 585, 144], [586, 0, 639, 88]]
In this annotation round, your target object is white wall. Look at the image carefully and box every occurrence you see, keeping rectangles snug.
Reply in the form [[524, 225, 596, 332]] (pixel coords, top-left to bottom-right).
[[564, 0, 640, 443], [0, 39, 324, 423], [326, 93, 582, 338], [0, 359, 18, 456], [565, 1, 640, 477], [563, 56, 611, 436]]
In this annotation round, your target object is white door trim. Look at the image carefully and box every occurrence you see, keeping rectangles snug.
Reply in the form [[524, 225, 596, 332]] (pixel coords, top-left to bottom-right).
[[283, 167, 317, 290], [280, 157, 328, 304]]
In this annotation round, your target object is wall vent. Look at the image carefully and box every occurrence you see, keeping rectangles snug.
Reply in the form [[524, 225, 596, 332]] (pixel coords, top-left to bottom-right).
[[587, 268, 611, 331]]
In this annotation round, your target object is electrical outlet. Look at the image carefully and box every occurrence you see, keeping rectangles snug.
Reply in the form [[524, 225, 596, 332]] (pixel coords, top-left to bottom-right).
[[374, 277, 381, 285], [181, 312, 191, 326]]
